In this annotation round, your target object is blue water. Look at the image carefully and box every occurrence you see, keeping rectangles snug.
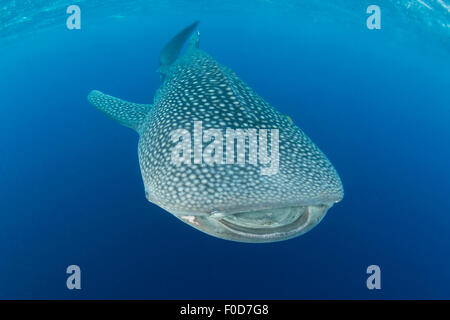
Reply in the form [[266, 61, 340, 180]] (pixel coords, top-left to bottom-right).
[[0, 1, 449, 299]]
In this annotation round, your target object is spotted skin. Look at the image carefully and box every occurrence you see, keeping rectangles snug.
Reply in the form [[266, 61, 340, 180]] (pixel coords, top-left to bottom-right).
[[88, 24, 343, 242]]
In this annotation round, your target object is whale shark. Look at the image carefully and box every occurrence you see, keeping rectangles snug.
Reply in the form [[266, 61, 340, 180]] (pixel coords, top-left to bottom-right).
[[88, 21, 344, 243]]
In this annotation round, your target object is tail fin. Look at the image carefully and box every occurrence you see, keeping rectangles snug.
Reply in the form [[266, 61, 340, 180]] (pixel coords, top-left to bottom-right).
[[159, 21, 199, 68], [88, 90, 151, 132]]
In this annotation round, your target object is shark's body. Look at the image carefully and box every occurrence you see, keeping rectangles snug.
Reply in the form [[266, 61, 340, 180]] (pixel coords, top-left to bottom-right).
[[88, 22, 343, 242]]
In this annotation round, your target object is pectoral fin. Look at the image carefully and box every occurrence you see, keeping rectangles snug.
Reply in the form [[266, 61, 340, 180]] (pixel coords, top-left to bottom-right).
[[88, 90, 151, 132]]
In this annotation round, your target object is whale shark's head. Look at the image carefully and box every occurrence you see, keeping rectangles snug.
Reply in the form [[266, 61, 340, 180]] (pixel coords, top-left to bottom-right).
[[88, 22, 343, 243], [137, 116, 343, 243]]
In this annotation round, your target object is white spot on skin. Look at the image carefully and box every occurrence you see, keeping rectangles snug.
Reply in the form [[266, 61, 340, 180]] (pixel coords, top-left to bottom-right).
[[180, 215, 199, 225]]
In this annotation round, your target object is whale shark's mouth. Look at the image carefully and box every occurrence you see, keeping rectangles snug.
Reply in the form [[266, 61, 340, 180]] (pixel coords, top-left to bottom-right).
[[176, 204, 332, 243]]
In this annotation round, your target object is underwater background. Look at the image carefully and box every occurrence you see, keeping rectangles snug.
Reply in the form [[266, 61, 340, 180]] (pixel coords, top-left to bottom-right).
[[0, 0, 449, 299]]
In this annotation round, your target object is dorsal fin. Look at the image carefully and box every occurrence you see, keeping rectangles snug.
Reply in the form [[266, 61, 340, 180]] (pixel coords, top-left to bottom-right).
[[158, 21, 199, 68], [187, 30, 200, 50]]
